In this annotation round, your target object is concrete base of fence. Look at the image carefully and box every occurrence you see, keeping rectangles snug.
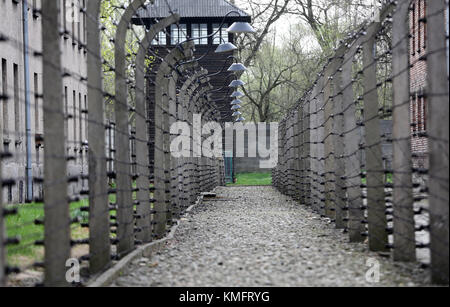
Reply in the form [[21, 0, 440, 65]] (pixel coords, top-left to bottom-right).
[[87, 192, 209, 287]]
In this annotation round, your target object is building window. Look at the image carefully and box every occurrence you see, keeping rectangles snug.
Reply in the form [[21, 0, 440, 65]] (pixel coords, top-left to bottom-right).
[[410, 0, 427, 55], [417, 0, 422, 53], [422, 1, 427, 50], [63, 0, 67, 33], [83, 94, 87, 142], [152, 30, 167, 45], [411, 3, 416, 55], [170, 24, 187, 45], [418, 91, 427, 132], [192, 23, 208, 45], [8, 185, 12, 203], [77, 0, 81, 48], [13, 63, 20, 143], [1, 58, 8, 137], [411, 90, 427, 134], [73, 90, 77, 147], [82, 0, 87, 45], [72, 0, 76, 47], [32, 0, 40, 19], [213, 23, 228, 45], [413, 93, 419, 134], [64, 86, 68, 139], [34, 73, 39, 134], [79, 92, 82, 146]]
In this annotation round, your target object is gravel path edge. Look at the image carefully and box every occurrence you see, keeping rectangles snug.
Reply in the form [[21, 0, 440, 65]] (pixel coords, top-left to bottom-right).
[[87, 192, 210, 287]]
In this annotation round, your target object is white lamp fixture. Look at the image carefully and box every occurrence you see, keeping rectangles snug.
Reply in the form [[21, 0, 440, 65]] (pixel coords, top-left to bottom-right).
[[229, 79, 246, 87], [235, 116, 246, 122], [227, 22, 256, 34], [228, 63, 247, 72], [231, 104, 242, 110], [231, 99, 242, 105], [232, 111, 242, 117], [215, 42, 238, 53], [230, 91, 244, 98]]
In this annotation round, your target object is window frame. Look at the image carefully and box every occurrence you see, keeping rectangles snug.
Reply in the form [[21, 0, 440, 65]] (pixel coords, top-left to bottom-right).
[[191, 23, 208, 45], [212, 23, 229, 45], [170, 24, 187, 45]]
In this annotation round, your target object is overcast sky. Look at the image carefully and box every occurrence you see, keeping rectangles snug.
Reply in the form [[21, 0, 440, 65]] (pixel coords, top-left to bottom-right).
[[233, 0, 296, 35], [231, 0, 381, 48]]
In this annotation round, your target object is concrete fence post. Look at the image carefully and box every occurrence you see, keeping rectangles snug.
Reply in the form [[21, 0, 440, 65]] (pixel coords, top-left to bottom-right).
[[362, 23, 389, 252], [178, 70, 196, 212], [323, 64, 337, 219], [284, 119, 288, 195], [310, 80, 322, 213], [42, 0, 71, 286], [155, 64, 172, 238], [280, 120, 285, 193], [175, 79, 185, 214], [302, 97, 312, 207], [284, 117, 290, 195], [427, 0, 449, 285], [294, 109, 302, 202], [181, 77, 193, 206], [282, 120, 288, 194], [168, 73, 178, 222], [332, 51, 346, 229], [154, 42, 194, 238], [317, 78, 326, 216], [134, 15, 180, 243], [287, 115, 292, 197], [391, 0, 416, 262], [342, 43, 365, 242], [0, 156, 4, 286], [288, 115, 295, 198], [188, 83, 199, 204], [291, 113, 298, 199], [181, 69, 207, 207], [114, 0, 149, 256], [197, 84, 213, 193], [189, 77, 201, 200], [87, 0, 111, 274]]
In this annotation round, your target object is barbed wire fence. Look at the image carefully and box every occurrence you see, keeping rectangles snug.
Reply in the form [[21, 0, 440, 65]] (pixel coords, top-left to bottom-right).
[[273, 0, 449, 285], [0, 0, 225, 286]]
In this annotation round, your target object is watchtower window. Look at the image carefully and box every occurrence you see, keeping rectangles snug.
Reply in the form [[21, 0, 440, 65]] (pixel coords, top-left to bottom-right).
[[213, 23, 229, 44], [192, 23, 208, 45], [170, 24, 187, 45], [152, 30, 167, 45]]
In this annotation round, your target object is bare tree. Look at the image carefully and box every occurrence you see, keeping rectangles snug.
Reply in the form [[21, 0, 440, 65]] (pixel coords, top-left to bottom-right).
[[289, 0, 377, 52], [232, 0, 377, 122], [234, 0, 292, 67], [240, 25, 324, 122]]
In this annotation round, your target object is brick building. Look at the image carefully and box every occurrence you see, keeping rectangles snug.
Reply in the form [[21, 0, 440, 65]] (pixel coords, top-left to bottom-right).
[[0, 0, 88, 203], [409, 0, 428, 168]]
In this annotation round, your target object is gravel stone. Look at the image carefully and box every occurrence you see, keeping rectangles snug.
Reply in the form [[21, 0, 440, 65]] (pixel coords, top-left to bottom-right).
[[110, 186, 431, 287]]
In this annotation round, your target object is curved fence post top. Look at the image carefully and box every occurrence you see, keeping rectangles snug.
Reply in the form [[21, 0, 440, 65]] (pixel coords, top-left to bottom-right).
[[115, 0, 152, 57], [392, 0, 414, 36], [157, 41, 196, 79], [365, 2, 396, 37], [118, 0, 151, 29], [135, 13, 182, 114], [181, 69, 209, 99]]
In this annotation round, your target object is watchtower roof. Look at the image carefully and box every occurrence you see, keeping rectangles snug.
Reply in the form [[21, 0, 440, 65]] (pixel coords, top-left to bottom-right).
[[133, 0, 250, 21]]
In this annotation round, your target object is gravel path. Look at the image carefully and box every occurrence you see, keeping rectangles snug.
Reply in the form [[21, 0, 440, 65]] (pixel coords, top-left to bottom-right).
[[111, 186, 430, 287]]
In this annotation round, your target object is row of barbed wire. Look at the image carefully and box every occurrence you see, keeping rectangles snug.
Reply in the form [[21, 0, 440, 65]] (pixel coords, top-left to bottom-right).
[[0, 0, 227, 287], [273, 0, 449, 285]]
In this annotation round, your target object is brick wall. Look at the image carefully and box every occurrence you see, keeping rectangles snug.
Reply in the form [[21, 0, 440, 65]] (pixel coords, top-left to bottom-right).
[[409, 0, 428, 168]]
